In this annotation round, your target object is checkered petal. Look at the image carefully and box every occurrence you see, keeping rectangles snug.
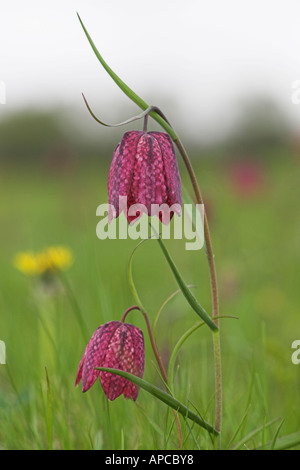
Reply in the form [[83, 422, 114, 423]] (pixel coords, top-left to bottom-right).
[[75, 321, 145, 401], [107, 131, 182, 224]]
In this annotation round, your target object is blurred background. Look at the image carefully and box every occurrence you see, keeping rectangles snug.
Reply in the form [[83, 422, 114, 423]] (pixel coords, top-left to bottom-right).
[[0, 0, 300, 449]]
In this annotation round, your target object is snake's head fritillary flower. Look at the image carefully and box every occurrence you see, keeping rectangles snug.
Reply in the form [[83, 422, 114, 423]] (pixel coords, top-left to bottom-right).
[[75, 321, 145, 401], [108, 131, 182, 224]]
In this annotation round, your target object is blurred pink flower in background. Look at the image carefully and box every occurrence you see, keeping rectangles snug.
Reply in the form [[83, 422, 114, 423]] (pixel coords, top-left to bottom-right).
[[227, 158, 264, 197]]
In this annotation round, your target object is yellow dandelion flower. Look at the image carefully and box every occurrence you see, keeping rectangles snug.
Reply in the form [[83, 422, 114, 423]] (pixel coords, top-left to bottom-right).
[[44, 246, 74, 272], [13, 246, 73, 276], [13, 252, 42, 276]]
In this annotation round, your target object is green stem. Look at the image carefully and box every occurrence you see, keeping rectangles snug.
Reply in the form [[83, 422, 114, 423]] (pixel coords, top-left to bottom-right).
[[121, 305, 183, 448], [174, 139, 220, 325], [212, 331, 222, 446], [174, 137, 222, 444]]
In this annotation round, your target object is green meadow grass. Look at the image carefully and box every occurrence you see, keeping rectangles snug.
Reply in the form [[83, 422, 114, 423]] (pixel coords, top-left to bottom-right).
[[0, 150, 299, 450]]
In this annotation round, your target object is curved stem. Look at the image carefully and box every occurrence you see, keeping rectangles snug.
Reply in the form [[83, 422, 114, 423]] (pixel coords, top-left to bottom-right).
[[143, 113, 149, 133], [174, 138, 219, 323], [121, 305, 183, 448], [142, 312, 183, 448], [174, 137, 222, 445], [120, 305, 141, 322]]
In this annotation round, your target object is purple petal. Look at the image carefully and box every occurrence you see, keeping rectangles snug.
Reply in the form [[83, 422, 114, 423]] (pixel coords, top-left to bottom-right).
[[75, 349, 86, 387], [149, 132, 182, 213], [122, 324, 145, 400], [108, 131, 143, 219], [75, 327, 101, 389], [129, 134, 168, 217], [99, 323, 145, 401], [79, 322, 121, 392]]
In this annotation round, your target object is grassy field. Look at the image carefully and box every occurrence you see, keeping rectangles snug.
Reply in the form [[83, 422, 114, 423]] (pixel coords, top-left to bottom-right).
[[0, 147, 299, 450]]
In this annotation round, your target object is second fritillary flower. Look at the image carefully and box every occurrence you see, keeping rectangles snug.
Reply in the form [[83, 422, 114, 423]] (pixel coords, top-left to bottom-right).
[[75, 321, 145, 401]]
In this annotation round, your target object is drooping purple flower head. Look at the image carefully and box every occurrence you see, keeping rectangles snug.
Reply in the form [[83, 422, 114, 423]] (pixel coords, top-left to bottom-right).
[[75, 321, 145, 401], [108, 131, 182, 224]]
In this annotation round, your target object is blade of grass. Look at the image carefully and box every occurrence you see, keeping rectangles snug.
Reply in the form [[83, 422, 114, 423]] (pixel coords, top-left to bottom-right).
[[255, 431, 300, 450], [135, 402, 165, 439], [164, 407, 178, 449], [168, 321, 205, 391], [270, 418, 285, 450], [225, 404, 252, 450], [231, 417, 281, 450], [44, 367, 53, 450], [239, 355, 256, 439], [153, 285, 197, 342]]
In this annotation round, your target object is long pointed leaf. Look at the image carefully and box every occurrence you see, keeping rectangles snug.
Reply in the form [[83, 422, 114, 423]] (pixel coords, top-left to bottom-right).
[[95, 367, 218, 435], [156, 235, 218, 331], [77, 13, 177, 140], [270, 418, 285, 450]]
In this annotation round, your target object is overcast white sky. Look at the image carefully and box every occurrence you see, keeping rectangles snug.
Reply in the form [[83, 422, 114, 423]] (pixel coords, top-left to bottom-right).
[[1, 0, 300, 141]]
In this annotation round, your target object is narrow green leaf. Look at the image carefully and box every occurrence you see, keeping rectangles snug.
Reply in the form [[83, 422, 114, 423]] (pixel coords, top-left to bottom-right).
[[44, 367, 53, 451], [153, 285, 196, 341], [270, 418, 285, 450], [95, 367, 218, 435], [231, 417, 281, 450], [135, 402, 165, 439], [155, 234, 218, 332], [168, 314, 237, 393], [259, 431, 300, 450], [168, 321, 205, 391], [226, 404, 251, 450], [77, 13, 177, 140]]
